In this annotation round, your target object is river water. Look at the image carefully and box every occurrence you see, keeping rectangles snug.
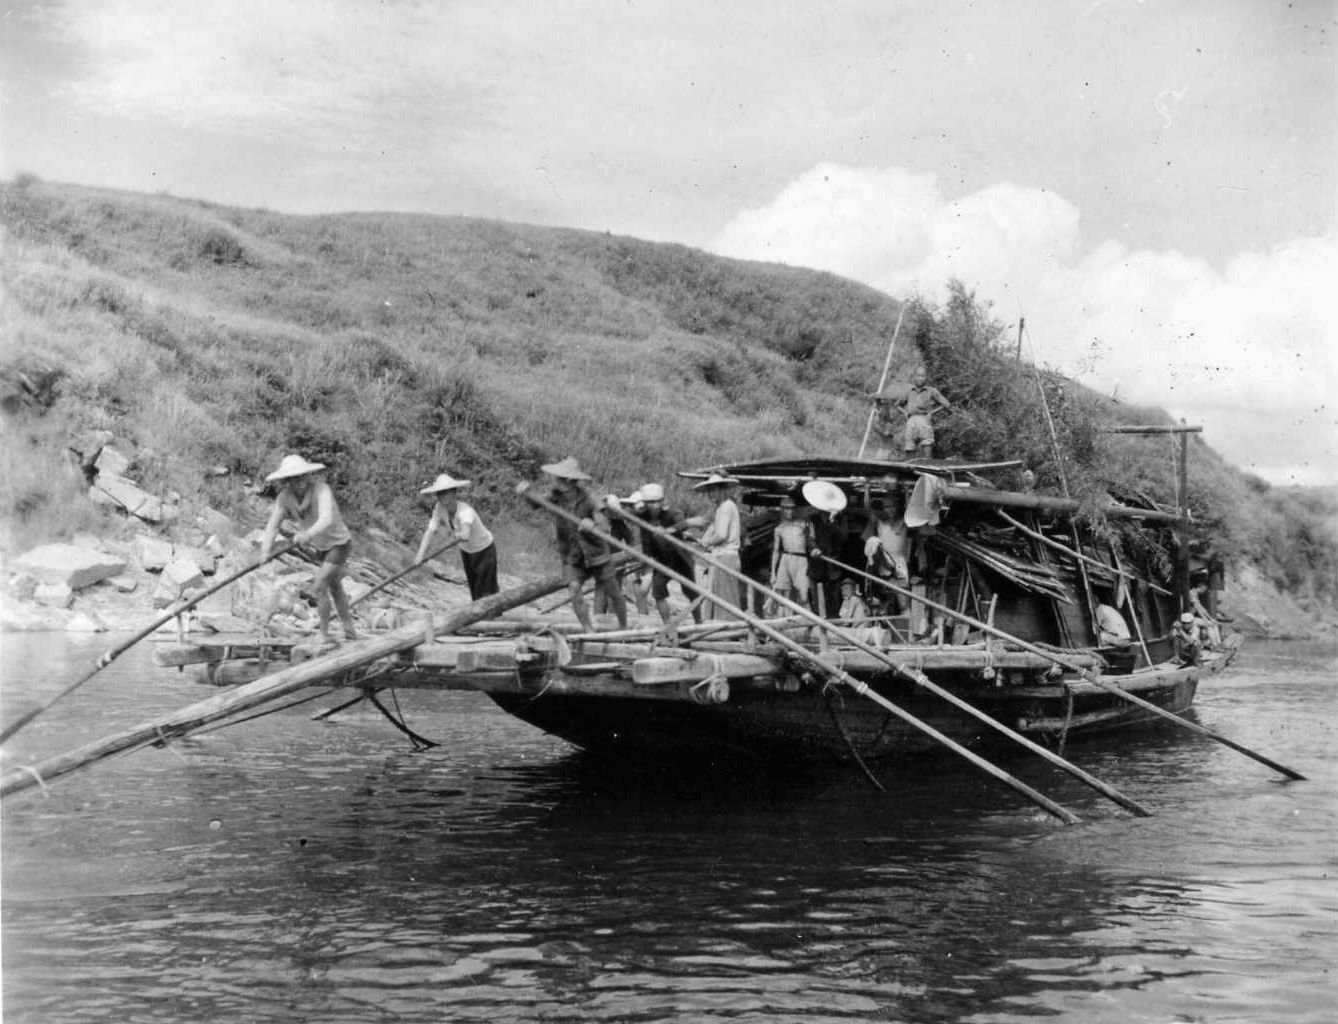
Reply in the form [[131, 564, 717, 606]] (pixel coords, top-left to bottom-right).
[[1, 634, 1334, 1023]]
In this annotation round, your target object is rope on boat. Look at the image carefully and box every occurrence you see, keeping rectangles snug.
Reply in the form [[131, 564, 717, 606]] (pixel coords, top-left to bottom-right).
[[367, 691, 438, 751], [824, 691, 886, 792], [1058, 683, 1075, 756]]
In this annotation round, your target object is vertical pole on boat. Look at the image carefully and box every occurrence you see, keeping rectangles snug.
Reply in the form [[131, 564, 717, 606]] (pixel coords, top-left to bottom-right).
[[857, 303, 908, 458], [1015, 316, 1025, 361], [1177, 419, 1191, 613]]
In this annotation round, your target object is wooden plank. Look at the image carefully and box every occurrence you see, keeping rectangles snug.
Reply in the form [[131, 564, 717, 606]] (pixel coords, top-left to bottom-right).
[[632, 653, 783, 685]]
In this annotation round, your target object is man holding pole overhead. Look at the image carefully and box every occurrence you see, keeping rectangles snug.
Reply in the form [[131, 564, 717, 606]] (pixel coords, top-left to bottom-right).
[[415, 472, 499, 600]]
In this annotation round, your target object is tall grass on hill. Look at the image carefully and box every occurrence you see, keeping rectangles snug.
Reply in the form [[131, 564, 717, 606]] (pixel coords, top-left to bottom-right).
[[1, 177, 1335, 614]]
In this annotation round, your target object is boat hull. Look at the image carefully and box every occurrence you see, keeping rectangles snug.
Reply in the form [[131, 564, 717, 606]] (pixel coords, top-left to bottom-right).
[[488, 654, 1216, 766]]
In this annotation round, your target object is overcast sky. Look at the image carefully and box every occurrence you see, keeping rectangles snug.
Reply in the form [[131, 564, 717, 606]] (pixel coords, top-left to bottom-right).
[[3, 0, 1334, 485]]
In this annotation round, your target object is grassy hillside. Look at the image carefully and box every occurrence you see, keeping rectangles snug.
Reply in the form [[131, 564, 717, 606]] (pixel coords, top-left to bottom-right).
[[2, 177, 1335, 613]]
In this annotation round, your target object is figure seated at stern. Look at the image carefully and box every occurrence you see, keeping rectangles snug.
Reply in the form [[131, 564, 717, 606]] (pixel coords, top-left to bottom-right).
[[1172, 612, 1203, 666]]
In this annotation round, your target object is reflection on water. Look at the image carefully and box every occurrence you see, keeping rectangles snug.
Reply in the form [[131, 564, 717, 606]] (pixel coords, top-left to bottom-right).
[[2, 636, 1335, 1023]]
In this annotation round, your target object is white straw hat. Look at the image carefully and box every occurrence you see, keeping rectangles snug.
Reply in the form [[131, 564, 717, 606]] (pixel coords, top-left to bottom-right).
[[541, 456, 592, 481], [420, 473, 471, 494], [640, 482, 665, 502], [693, 472, 740, 491], [266, 454, 326, 482], [801, 479, 847, 513]]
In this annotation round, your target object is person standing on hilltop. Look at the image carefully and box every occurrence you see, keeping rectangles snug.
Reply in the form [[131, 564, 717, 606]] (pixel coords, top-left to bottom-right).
[[259, 454, 358, 647], [542, 456, 627, 632], [414, 472, 499, 600]]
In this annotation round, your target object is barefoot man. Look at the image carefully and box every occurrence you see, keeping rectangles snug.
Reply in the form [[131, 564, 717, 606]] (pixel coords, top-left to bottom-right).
[[259, 454, 358, 646]]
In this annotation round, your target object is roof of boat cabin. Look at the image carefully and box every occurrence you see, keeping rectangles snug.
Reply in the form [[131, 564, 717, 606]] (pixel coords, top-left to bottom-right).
[[679, 455, 1023, 483]]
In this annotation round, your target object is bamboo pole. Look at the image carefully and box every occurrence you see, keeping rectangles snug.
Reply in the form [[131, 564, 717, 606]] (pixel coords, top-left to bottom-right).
[[857, 304, 909, 458], [617, 508, 1151, 818], [351, 538, 459, 608], [0, 572, 571, 799], [996, 511, 1172, 596], [515, 486, 1081, 824], [0, 542, 299, 747], [821, 554, 1307, 782]]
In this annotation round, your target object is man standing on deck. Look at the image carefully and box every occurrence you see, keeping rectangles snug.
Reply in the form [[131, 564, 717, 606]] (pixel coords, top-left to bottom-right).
[[414, 473, 499, 600], [635, 482, 703, 625], [692, 473, 743, 620], [898, 367, 951, 459], [259, 454, 358, 648], [543, 456, 627, 632], [770, 495, 814, 611]]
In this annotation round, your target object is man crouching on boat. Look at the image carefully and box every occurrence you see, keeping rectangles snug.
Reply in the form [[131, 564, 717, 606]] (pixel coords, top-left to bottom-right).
[[543, 456, 627, 632], [259, 454, 358, 648]]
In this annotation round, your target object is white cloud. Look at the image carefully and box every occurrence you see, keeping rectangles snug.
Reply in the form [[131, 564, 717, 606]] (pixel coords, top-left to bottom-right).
[[711, 164, 1338, 484]]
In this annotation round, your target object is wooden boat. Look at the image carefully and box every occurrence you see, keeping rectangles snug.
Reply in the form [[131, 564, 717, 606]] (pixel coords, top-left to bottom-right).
[[152, 452, 1241, 767]]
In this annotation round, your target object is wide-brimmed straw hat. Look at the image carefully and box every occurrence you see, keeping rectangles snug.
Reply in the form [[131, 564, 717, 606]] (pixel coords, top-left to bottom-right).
[[420, 473, 471, 495], [266, 454, 326, 482], [541, 456, 592, 481], [802, 479, 847, 513], [621, 489, 645, 506], [693, 472, 740, 491]]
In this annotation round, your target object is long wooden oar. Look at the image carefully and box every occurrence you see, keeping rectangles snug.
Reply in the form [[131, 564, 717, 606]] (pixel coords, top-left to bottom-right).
[[0, 542, 300, 747], [821, 554, 1306, 782], [0, 571, 571, 799], [621, 508, 1152, 818], [857, 304, 908, 458], [519, 484, 1079, 824], [351, 538, 459, 609]]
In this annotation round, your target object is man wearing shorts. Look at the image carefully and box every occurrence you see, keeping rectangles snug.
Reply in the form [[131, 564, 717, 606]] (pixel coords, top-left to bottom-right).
[[899, 367, 951, 459], [770, 495, 814, 610], [260, 454, 358, 646]]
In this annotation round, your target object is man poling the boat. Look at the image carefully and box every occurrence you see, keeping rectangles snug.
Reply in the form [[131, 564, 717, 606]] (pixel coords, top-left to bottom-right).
[[414, 472, 499, 600], [259, 454, 358, 648], [634, 481, 703, 626], [519, 481, 1165, 824], [539, 456, 627, 632]]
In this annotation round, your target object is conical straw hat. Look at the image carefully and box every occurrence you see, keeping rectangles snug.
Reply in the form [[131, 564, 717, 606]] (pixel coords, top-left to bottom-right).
[[541, 456, 592, 481], [266, 454, 326, 482], [420, 473, 471, 494], [801, 479, 847, 513], [693, 472, 740, 491]]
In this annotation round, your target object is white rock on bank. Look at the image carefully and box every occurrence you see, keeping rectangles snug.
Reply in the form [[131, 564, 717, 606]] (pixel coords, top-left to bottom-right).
[[90, 474, 168, 523], [161, 556, 205, 593], [134, 534, 174, 572], [66, 610, 108, 632], [34, 582, 74, 608], [14, 543, 128, 589], [106, 573, 140, 593]]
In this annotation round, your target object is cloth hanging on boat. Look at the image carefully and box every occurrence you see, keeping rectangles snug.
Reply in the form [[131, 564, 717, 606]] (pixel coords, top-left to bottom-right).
[[905, 474, 947, 527]]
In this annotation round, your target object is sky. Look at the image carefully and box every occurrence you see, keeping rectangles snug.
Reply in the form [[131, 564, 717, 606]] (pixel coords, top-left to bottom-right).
[[2, 0, 1335, 485]]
